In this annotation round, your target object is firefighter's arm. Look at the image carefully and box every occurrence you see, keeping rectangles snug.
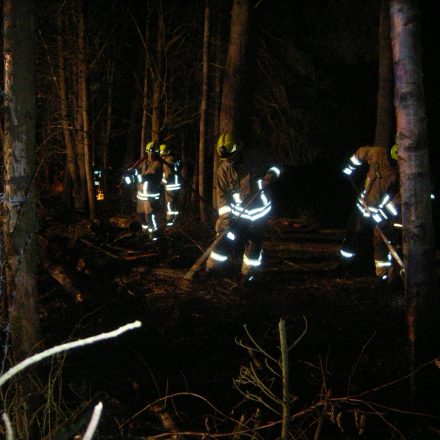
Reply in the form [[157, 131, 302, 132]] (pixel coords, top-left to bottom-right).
[[262, 166, 281, 187], [342, 151, 363, 175]]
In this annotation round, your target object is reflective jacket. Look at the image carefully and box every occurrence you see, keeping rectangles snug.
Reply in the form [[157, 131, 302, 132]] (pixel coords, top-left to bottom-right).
[[215, 156, 276, 223], [345, 146, 399, 206], [136, 159, 162, 201], [161, 154, 181, 192]]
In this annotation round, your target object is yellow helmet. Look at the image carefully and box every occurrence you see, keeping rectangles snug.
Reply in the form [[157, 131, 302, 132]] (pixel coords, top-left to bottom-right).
[[390, 144, 398, 161], [216, 132, 242, 159], [160, 143, 170, 156], [145, 140, 160, 154]]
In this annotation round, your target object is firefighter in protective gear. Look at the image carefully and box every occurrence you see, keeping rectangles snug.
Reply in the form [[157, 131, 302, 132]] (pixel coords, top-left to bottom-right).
[[160, 143, 181, 227], [340, 144, 400, 281], [136, 141, 163, 240], [205, 132, 281, 284]]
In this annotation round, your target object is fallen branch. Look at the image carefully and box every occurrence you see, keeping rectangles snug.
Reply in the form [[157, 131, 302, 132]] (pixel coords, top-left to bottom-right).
[[0, 320, 142, 388]]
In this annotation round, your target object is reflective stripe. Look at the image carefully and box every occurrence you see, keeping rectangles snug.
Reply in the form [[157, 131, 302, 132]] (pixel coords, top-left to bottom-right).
[[379, 194, 390, 207], [243, 251, 263, 267], [232, 202, 271, 221], [343, 167, 353, 175], [350, 155, 362, 166], [137, 192, 160, 200], [268, 166, 281, 177], [210, 250, 228, 262], [165, 175, 181, 191], [340, 249, 355, 258], [226, 231, 236, 241], [232, 192, 242, 204], [375, 260, 392, 268], [393, 223, 402, 228], [356, 201, 370, 217], [166, 202, 179, 215], [231, 188, 272, 221], [218, 205, 232, 216], [372, 213, 382, 223], [378, 208, 388, 219], [124, 176, 132, 185], [385, 202, 398, 216]]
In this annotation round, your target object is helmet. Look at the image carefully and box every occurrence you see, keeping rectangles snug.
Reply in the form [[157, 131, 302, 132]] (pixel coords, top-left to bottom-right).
[[160, 143, 170, 156], [145, 140, 160, 154], [216, 132, 242, 159], [390, 144, 398, 161]]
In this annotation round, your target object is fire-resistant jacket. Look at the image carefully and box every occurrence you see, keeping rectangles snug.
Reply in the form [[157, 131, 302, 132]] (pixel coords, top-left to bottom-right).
[[215, 155, 278, 225], [345, 145, 399, 206], [161, 154, 181, 192], [136, 159, 163, 201]]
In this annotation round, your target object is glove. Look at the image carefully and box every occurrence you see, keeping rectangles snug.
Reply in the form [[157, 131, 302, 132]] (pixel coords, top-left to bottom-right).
[[342, 164, 355, 176], [215, 213, 232, 234], [368, 206, 389, 224], [356, 200, 388, 223], [263, 166, 281, 187], [122, 169, 139, 185]]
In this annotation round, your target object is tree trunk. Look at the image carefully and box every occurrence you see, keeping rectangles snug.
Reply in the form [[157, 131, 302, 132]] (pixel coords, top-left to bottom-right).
[[151, 0, 164, 141], [102, 54, 115, 202], [78, 0, 96, 220], [212, 14, 223, 208], [389, 0, 438, 403], [219, 0, 254, 138], [2, 0, 42, 436], [198, 0, 210, 223], [140, 11, 151, 157], [374, 0, 394, 147], [57, 13, 82, 210]]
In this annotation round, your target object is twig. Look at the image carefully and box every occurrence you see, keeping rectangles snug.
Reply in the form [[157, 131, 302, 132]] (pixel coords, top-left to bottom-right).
[[1, 412, 14, 440], [82, 402, 103, 440], [279, 320, 290, 440]]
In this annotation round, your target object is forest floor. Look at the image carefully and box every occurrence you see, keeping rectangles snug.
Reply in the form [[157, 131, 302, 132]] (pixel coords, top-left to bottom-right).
[[30, 195, 440, 440]]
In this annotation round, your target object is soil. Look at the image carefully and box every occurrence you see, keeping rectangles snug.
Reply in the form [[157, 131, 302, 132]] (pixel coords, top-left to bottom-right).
[[28, 199, 440, 439]]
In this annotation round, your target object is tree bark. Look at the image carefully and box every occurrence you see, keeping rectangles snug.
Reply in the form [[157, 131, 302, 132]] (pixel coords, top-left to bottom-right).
[[219, 0, 254, 138], [2, 0, 42, 436], [374, 0, 394, 147], [151, 0, 164, 142], [78, 0, 96, 220], [57, 13, 82, 210], [198, 0, 210, 223], [389, 0, 438, 403]]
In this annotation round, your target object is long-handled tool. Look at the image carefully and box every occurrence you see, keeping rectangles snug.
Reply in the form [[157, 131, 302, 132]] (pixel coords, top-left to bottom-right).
[[179, 187, 266, 287], [348, 177, 404, 270]]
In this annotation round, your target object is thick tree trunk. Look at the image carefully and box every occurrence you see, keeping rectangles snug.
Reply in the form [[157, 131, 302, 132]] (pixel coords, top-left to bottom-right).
[[389, 0, 438, 403], [198, 0, 210, 223], [219, 0, 254, 138], [3, 0, 42, 436], [374, 0, 394, 147]]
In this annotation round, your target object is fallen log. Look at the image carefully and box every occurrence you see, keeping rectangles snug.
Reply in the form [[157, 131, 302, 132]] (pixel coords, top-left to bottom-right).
[[39, 237, 86, 303]]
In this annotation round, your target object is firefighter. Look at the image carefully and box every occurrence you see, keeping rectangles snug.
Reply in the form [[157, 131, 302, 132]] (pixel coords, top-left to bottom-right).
[[205, 132, 281, 285], [135, 141, 163, 240], [340, 144, 401, 281], [160, 143, 181, 227]]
